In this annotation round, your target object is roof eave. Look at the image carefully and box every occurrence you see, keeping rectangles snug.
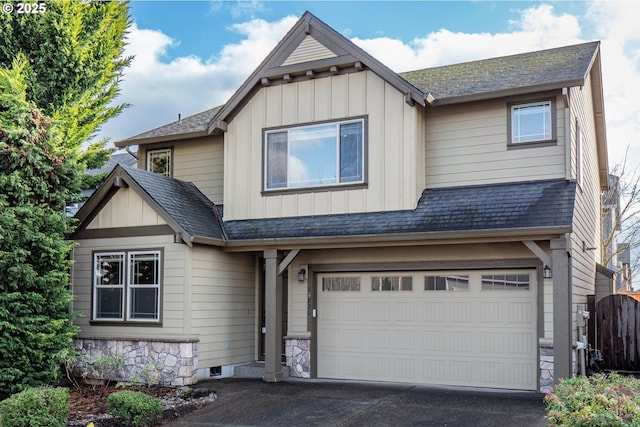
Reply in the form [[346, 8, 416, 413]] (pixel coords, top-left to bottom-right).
[[72, 165, 195, 245], [222, 225, 572, 250], [429, 79, 585, 106], [114, 130, 209, 148]]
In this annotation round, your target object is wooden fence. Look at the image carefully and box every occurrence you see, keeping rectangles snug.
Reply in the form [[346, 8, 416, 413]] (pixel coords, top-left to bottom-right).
[[596, 294, 640, 371]]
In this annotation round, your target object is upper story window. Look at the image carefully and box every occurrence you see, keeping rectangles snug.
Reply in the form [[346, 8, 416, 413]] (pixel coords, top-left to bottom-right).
[[93, 250, 162, 323], [264, 117, 365, 191], [508, 100, 555, 145], [147, 148, 172, 176]]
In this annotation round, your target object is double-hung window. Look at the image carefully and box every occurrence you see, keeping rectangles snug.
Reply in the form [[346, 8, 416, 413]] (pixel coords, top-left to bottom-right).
[[508, 100, 555, 145], [264, 117, 365, 191], [93, 250, 162, 323], [147, 148, 172, 176]]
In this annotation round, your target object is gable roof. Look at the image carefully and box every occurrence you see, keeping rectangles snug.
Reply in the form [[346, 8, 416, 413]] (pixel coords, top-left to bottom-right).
[[74, 165, 225, 245], [223, 179, 576, 246], [207, 11, 425, 134], [115, 106, 222, 147], [401, 41, 601, 106]]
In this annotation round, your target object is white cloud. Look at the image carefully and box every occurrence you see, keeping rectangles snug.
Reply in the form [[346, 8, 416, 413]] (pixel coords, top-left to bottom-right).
[[350, 3, 638, 167], [96, 16, 297, 143], [99, 3, 639, 172]]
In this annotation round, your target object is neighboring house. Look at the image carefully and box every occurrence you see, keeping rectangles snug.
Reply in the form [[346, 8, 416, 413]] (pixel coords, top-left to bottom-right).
[[602, 174, 633, 291], [70, 12, 610, 393]]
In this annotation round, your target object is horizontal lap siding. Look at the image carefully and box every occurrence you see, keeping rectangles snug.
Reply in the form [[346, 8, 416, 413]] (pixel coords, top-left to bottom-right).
[[72, 235, 187, 338], [570, 75, 601, 344], [190, 247, 256, 368], [172, 136, 224, 205], [425, 98, 566, 187]]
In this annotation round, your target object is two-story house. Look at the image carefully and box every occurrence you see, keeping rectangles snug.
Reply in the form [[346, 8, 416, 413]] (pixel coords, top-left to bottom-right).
[[71, 11, 610, 393]]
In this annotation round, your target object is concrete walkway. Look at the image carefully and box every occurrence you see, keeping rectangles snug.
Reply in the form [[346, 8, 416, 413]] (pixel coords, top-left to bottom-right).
[[166, 377, 548, 426]]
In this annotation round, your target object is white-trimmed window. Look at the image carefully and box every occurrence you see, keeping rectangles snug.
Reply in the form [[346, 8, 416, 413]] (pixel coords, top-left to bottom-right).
[[264, 118, 365, 191], [147, 148, 172, 176], [509, 100, 555, 144], [93, 250, 161, 322]]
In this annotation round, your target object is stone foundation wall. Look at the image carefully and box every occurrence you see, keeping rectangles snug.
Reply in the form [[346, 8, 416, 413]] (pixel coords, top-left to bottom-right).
[[72, 337, 198, 386], [539, 342, 554, 393], [285, 336, 310, 378]]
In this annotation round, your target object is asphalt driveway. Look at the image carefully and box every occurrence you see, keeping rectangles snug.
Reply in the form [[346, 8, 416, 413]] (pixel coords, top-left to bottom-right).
[[166, 377, 548, 426]]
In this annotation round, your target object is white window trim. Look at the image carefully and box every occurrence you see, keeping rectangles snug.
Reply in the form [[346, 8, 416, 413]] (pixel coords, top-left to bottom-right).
[[92, 250, 162, 323], [263, 117, 366, 192], [146, 148, 172, 176], [93, 252, 125, 321], [508, 99, 556, 146]]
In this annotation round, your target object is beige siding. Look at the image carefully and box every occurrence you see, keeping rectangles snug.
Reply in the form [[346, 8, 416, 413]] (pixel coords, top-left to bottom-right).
[[282, 35, 336, 66], [138, 136, 224, 204], [287, 243, 538, 335], [224, 71, 425, 220], [71, 235, 188, 339], [190, 246, 256, 368], [87, 188, 166, 229], [425, 97, 566, 187], [568, 74, 602, 343]]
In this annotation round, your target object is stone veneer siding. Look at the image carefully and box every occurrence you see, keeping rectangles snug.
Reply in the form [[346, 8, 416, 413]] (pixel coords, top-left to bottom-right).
[[73, 337, 199, 386], [539, 342, 554, 393], [285, 336, 310, 378]]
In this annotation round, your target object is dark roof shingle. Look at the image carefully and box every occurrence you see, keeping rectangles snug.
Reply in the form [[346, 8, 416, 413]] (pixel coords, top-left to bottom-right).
[[224, 179, 576, 241], [400, 42, 599, 103], [121, 166, 224, 241]]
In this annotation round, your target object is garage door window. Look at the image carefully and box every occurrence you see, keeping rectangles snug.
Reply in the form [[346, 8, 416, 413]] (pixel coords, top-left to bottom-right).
[[425, 275, 469, 291], [482, 274, 530, 290], [322, 276, 361, 291], [371, 276, 412, 291]]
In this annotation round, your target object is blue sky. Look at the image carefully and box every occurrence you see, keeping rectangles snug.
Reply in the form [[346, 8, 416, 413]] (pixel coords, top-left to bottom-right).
[[98, 0, 640, 168]]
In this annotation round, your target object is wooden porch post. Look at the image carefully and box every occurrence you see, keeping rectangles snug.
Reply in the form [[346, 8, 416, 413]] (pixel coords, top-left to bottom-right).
[[263, 249, 283, 382]]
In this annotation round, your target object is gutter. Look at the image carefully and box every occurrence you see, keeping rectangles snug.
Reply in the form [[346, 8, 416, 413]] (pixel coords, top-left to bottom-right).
[[220, 225, 573, 251]]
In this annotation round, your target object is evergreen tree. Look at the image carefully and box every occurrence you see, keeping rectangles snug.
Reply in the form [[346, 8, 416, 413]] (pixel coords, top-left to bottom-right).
[[0, 55, 80, 397], [0, 0, 132, 170]]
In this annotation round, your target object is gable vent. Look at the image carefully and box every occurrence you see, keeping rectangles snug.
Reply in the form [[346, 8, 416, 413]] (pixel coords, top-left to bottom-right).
[[282, 35, 336, 66]]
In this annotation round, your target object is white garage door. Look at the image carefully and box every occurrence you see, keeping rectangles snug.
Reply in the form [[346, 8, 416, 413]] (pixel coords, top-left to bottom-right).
[[317, 270, 537, 390]]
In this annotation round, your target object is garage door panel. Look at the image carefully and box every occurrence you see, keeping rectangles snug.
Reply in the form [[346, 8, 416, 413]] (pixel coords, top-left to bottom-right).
[[318, 270, 537, 390]]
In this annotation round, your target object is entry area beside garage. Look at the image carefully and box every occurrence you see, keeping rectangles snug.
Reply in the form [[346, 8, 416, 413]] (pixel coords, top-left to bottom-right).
[[316, 270, 538, 390]]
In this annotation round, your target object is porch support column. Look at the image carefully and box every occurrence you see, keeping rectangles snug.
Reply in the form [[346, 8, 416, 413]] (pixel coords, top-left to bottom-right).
[[263, 249, 283, 382], [551, 237, 572, 383]]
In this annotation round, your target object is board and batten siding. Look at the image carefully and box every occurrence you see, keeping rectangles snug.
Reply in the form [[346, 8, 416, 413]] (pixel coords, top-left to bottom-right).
[[71, 235, 188, 339], [189, 246, 257, 368], [138, 135, 225, 205], [223, 70, 425, 221], [87, 187, 166, 229], [425, 95, 566, 188]]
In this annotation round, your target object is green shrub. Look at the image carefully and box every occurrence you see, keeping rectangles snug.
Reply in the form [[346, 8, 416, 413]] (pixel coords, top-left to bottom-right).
[[545, 373, 640, 426], [107, 390, 163, 427], [0, 387, 69, 427]]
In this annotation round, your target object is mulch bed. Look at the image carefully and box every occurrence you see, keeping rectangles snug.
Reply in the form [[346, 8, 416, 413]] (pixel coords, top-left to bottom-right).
[[64, 380, 216, 426]]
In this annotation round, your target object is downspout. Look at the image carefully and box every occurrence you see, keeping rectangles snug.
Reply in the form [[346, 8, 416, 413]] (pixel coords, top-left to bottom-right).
[[125, 145, 138, 160]]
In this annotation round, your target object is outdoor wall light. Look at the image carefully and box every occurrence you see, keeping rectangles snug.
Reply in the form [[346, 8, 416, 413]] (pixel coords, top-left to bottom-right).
[[298, 268, 306, 282], [543, 265, 553, 279]]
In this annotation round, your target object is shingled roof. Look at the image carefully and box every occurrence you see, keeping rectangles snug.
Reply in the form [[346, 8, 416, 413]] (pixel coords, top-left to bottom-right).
[[114, 23, 600, 146], [115, 106, 222, 147], [400, 41, 600, 105], [75, 165, 225, 244], [223, 179, 576, 242]]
